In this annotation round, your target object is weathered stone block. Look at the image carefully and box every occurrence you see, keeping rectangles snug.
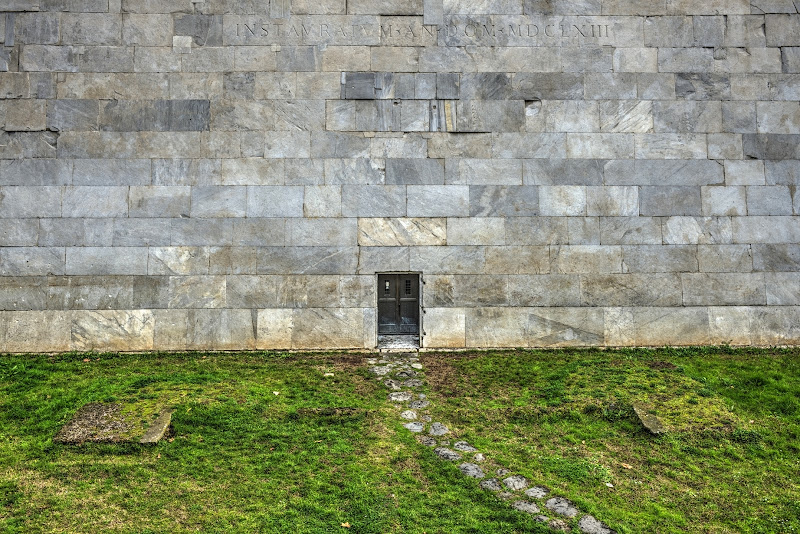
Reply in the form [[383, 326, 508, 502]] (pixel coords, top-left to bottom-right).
[[766, 273, 800, 305], [682, 273, 766, 305], [634, 306, 710, 346], [662, 216, 733, 244], [743, 134, 800, 159], [567, 133, 634, 159], [599, 217, 663, 244], [406, 185, 469, 217], [733, 216, 800, 243], [0, 248, 64, 276], [622, 244, 698, 272], [587, 186, 639, 216], [701, 186, 747, 216], [469, 185, 539, 216], [508, 274, 581, 306], [506, 217, 569, 245], [247, 186, 304, 217], [752, 243, 800, 270], [581, 273, 683, 306], [524, 159, 604, 186], [447, 218, 505, 246], [66, 247, 148, 275], [551, 245, 623, 273], [640, 186, 702, 216], [698, 244, 753, 272], [148, 247, 209, 275], [0, 186, 61, 218]]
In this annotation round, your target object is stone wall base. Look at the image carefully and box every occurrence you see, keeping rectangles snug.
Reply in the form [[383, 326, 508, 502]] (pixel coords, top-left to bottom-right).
[[1, 306, 798, 353]]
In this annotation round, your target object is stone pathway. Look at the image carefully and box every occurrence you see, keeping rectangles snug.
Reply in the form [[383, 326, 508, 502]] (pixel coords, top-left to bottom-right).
[[368, 352, 617, 534]]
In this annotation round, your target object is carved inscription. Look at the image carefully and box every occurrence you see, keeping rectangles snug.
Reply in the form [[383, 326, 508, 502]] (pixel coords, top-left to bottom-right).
[[223, 16, 627, 46]]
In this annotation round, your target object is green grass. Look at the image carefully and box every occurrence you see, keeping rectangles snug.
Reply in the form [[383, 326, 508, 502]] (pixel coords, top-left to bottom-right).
[[421, 346, 800, 534], [1, 348, 798, 533], [0, 351, 550, 534]]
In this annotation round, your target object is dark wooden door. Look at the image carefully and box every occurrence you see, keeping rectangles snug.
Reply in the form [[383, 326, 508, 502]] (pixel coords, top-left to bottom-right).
[[377, 274, 419, 335]]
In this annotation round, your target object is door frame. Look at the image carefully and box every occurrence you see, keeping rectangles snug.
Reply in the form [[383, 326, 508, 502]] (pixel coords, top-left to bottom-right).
[[375, 272, 423, 345]]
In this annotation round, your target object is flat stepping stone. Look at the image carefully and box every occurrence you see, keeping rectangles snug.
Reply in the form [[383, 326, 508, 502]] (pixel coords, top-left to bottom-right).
[[139, 410, 173, 444], [480, 478, 503, 491], [453, 440, 478, 452], [369, 366, 394, 376], [428, 422, 449, 436], [418, 436, 437, 447], [473, 453, 485, 462], [411, 363, 423, 369], [421, 415, 432, 422], [579, 515, 616, 534], [496, 468, 511, 476], [400, 410, 417, 420], [384, 379, 402, 390], [409, 400, 429, 409], [434, 447, 462, 461], [546, 497, 579, 518], [512, 501, 540, 514], [525, 486, 550, 499], [458, 463, 485, 478], [404, 422, 425, 433], [502, 474, 529, 491], [388, 392, 413, 402], [549, 519, 571, 532], [395, 370, 416, 378], [402, 379, 424, 388]]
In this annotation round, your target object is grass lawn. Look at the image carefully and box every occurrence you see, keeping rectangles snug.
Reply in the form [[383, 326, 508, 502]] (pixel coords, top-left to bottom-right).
[[0, 347, 798, 533]]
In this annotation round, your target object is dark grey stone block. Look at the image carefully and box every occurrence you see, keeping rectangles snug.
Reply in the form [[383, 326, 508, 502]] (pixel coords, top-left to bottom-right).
[[385, 158, 445, 184], [752, 244, 800, 271], [113, 219, 172, 246], [46, 276, 133, 310], [524, 159, 604, 186], [743, 134, 800, 160], [459, 72, 513, 100], [46, 99, 99, 131], [173, 14, 223, 46], [512, 73, 584, 100], [0, 159, 72, 186], [311, 131, 370, 158], [256, 247, 359, 274], [0, 277, 47, 311], [437, 72, 460, 99], [277, 46, 320, 72], [640, 186, 702, 216]]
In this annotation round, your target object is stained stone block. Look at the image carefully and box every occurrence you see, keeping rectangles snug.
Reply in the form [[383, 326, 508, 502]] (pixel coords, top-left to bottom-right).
[[357, 246, 410, 274], [551, 245, 623, 273], [707, 133, 743, 160], [1, 310, 71, 353], [523, 159, 604, 186], [599, 217, 662, 244], [1, 159, 72, 186], [506, 217, 569, 245], [752, 244, 800, 271], [622, 245, 698, 272], [303, 186, 341, 218], [746, 186, 794, 215], [46, 99, 99, 131], [60, 14, 122, 46], [66, 247, 148, 275], [171, 219, 233, 246], [291, 308, 367, 349], [0, 186, 61, 218], [766, 14, 800, 46], [581, 273, 683, 306], [492, 133, 567, 158], [662, 216, 732, 245], [455, 101, 525, 133], [341, 185, 406, 217], [208, 247, 258, 276], [658, 47, 714, 72], [255, 309, 293, 349], [0, 248, 65, 276], [653, 101, 722, 133], [539, 186, 587, 216], [427, 133, 492, 158], [567, 133, 634, 159], [148, 247, 209, 275], [701, 186, 747, 216], [167, 275, 225, 309], [766, 273, 800, 305], [406, 185, 468, 217], [289, 218, 358, 246], [722, 101, 757, 133], [599, 100, 653, 133], [63, 186, 128, 218], [15, 13, 60, 45], [644, 16, 694, 47], [257, 247, 359, 275], [0, 220, 38, 246], [698, 244, 753, 272], [123, 14, 174, 46], [682, 273, 766, 305], [324, 159, 385, 185], [640, 186, 702, 216], [467, 307, 604, 347], [634, 307, 710, 346], [358, 218, 445, 246], [455, 159, 523, 185], [129, 186, 190, 218], [446, 218, 505, 246], [231, 220, 286, 247], [675, 73, 731, 100], [384, 158, 444, 185], [693, 15, 725, 46], [247, 186, 304, 217], [469, 186, 539, 216], [783, 47, 800, 73], [410, 246, 485, 274], [1, 99, 46, 131], [766, 160, 800, 185], [425, 275, 508, 307], [220, 159, 284, 186], [733, 216, 800, 244], [587, 186, 638, 216], [152, 159, 219, 186], [482, 246, 548, 274], [174, 14, 222, 47], [508, 275, 581, 306], [742, 134, 800, 160], [0, 277, 47, 311]]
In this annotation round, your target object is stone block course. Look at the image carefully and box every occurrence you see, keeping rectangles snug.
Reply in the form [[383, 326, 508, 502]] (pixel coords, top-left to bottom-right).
[[0, 1, 798, 351]]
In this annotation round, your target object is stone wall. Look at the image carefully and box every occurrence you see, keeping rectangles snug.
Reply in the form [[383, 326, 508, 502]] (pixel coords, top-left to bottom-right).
[[1, 0, 799, 352]]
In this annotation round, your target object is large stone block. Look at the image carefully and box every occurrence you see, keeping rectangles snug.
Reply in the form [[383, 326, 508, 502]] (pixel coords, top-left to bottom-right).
[[506, 217, 569, 245], [247, 186, 304, 217], [289, 218, 358, 246], [71, 310, 154, 351], [539, 186, 587, 216], [733, 216, 800, 243], [0, 186, 61, 218], [526, 101, 599, 133], [341, 185, 407, 217], [682, 273, 766, 305], [469, 185, 538, 216], [257, 247, 359, 274], [640, 186, 702, 216], [447, 218, 505, 246], [1, 311, 71, 353], [586, 186, 638, 216], [408, 185, 469, 217], [662, 216, 733, 244], [701, 186, 747, 216], [551, 245, 623, 273], [508, 274, 581, 306], [581, 273, 683, 306], [634, 306, 710, 345], [622, 244, 698, 272], [0, 248, 64, 276], [291, 308, 368, 348], [385, 158, 445, 185], [358, 218, 446, 246], [766, 273, 800, 305], [698, 244, 753, 272], [599, 216, 662, 244], [751, 243, 800, 271], [524, 159, 604, 186]]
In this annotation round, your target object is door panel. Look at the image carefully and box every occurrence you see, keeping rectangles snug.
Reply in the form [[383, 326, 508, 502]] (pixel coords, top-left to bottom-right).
[[378, 274, 419, 335]]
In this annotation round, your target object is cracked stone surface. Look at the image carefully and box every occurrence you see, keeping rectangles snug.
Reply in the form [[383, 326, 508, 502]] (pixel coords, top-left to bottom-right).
[[388, 392, 413, 402], [525, 486, 550, 499], [409, 400, 430, 409], [579, 515, 617, 534], [546, 497, 580, 518], [428, 422, 449, 436], [434, 447, 462, 461], [512, 501, 540, 514], [458, 463, 485, 478], [384, 379, 402, 390], [453, 440, 478, 452], [502, 475, 529, 491], [480, 478, 503, 491], [403, 422, 424, 433], [400, 410, 417, 420]]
